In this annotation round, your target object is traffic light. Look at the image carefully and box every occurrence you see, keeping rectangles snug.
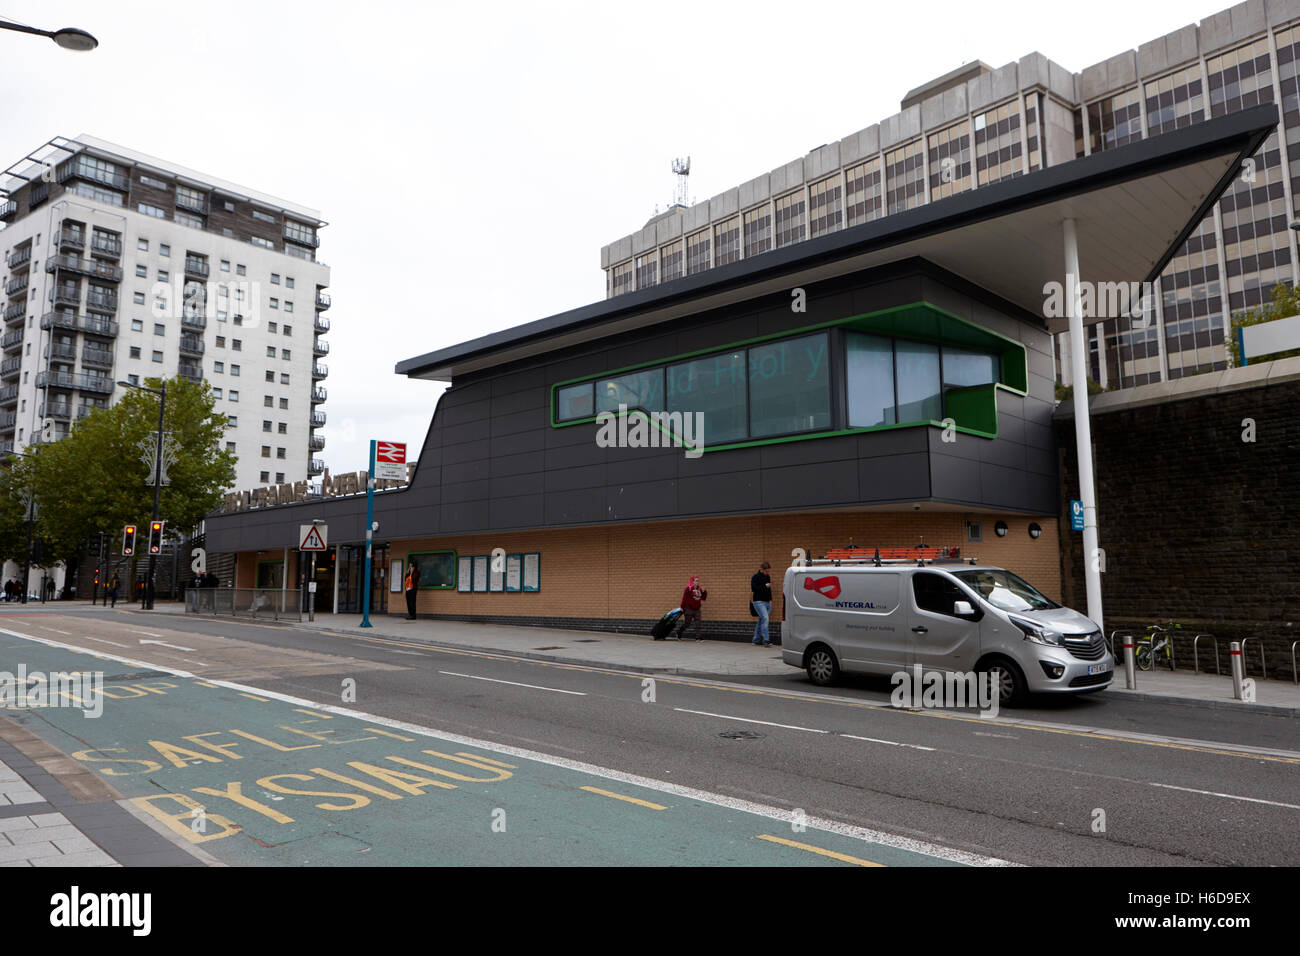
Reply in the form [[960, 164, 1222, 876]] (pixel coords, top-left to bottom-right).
[[147, 521, 165, 555], [122, 525, 137, 556], [93, 567, 100, 587]]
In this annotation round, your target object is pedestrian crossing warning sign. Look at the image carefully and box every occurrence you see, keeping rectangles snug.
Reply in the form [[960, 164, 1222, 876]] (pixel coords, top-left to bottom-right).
[[299, 524, 328, 551]]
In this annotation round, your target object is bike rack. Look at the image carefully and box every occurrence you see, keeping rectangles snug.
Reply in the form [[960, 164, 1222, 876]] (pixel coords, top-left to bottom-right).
[[1291, 641, 1298, 686], [1108, 629, 1134, 659], [1239, 636, 1267, 679], [1192, 633, 1219, 675]]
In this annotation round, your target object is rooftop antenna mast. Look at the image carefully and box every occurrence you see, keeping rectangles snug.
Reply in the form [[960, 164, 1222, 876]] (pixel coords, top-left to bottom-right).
[[672, 156, 691, 207]]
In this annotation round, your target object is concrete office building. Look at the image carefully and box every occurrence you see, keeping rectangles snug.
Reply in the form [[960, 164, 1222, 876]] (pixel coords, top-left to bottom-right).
[[206, 108, 1271, 638], [0, 135, 332, 493], [601, 0, 1300, 391]]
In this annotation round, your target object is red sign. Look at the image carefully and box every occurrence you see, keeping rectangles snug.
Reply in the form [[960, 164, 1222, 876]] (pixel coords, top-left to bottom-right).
[[803, 576, 842, 600], [376, 441, 406, 464]]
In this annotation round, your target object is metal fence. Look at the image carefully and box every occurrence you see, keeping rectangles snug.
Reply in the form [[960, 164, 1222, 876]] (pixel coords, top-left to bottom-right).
[[185, 587, 305, 621]]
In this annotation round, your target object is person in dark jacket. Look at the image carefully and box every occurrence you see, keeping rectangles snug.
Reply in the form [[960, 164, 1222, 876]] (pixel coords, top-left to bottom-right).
[[675, 575, 707, 641], [751, 561, 773, 646], [404, 560, 420, 619], [108, 573, 120, 608]]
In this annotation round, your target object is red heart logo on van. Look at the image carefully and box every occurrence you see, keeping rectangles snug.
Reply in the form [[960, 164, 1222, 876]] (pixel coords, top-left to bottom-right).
[[803, 576, 841, 600]]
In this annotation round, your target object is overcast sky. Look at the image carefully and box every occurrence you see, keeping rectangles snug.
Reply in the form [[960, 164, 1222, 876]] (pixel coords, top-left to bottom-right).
[[0, 0, 1227, 475]]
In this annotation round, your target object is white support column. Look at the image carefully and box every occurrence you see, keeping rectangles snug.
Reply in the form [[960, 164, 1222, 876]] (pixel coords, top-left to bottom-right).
[[1064, 218, 1104, 633]]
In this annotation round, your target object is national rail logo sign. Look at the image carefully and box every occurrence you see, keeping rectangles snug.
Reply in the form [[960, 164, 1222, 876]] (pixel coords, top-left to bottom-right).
[[374, 441, 406, 482]]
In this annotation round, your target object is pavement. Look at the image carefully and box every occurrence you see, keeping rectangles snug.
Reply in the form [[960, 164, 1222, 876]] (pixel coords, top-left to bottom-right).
[[120, 598, 1300, 715]]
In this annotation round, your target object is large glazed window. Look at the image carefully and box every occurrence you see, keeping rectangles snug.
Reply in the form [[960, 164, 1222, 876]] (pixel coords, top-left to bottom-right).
[[894, 340, 942, 422], [846, 333, 896, 427], [556, 382, 593, 421], [942, 346, 999, 389], [749, 333, 830, 438], [597, 368, 664, 413], [667, 351, 747, 444]]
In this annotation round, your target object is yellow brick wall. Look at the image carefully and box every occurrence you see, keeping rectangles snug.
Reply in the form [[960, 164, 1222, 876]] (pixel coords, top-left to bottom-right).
[[384, 511, 1061, 623]]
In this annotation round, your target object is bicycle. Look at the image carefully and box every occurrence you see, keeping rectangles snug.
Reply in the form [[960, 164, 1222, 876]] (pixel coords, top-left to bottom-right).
[[1135, 620, 1180, 671]]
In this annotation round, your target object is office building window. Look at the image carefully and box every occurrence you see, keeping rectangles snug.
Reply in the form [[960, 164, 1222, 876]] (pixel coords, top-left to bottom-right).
[[1088, 87, 1142, 153], [611, 260, 633, 296], [808, 177, 842, 237], [280, 373, 290, 385], [278, 422, 287, 434], [973, 101, 1024, 187], [154, 323, 165, 336], [634, 252, 657, 290], [276, 447, 286, 459], [262, 446, 271, 458], [263, 420, 272, 432], [135, 264, 147, 277], [713, 216, 740, 266], [129, 346, 141, 359], [685, 230, 711, 275], [137, 203, 167, 219], [774, 191, 806, 248], [264, 395, 274, 407], [266, 371, 275, 382], [279, 397, 289, 409], [260, 471, 269, 482], [276, 472, 285, 483], [271, 273, 280, 284], [845, 159, 883, 226], [742, 205, 771, 258], [138, 239, 149, 251], [214, 361, 224, 373], [131, 319, 143, 332], [885, 139, 925, 214], [268, 322, 277, 334], [228, 390, 239, 402], [929, 121, 972, 199], [660, 240, 683, 283]]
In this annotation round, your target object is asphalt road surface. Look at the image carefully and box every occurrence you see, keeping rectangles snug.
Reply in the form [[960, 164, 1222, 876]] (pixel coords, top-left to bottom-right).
[[1, 604, 1296, 866]]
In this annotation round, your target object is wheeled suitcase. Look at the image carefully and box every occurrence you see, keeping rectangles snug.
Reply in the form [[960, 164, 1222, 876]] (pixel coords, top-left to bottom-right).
[[651, 608, 683, 639]]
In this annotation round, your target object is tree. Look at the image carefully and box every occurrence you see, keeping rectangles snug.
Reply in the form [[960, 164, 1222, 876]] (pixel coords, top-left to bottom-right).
[[22, 376, 235, 563], [1229, 281, 1300, 366]]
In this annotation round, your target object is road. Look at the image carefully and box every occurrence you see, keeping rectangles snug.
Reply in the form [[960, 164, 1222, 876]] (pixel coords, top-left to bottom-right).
[[1, 604, 1297, 867]]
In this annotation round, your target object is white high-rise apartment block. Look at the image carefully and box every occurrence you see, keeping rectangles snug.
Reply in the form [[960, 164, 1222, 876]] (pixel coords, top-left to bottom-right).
[[0, 135, 330, 491]]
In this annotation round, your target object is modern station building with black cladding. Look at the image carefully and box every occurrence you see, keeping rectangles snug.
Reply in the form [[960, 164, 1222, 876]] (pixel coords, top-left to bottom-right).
[[204, 106, 1275, 637]]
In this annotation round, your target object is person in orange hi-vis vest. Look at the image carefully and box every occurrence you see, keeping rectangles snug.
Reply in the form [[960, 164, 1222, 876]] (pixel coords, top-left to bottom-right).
[[404, 559, 420, 620]]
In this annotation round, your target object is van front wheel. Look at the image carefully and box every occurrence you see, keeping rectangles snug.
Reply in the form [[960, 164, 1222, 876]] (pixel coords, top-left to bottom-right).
[[806, 646, 839, 686], [984, 658, 1027, 707]]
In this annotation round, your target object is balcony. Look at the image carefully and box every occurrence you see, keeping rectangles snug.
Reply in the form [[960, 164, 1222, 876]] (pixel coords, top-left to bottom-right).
[[309, 410, 326, 427], [0, 412, 14, 429], [48, 343, 77, 363], [40, 311, 79, 333], [6, 247, 31, 269], [310, 386, 327, 404], [53, 286, 80, 308], [0, 200, 17, 221], [90, 234, 122, 258], [85, 291, 118, 314], [0, 357, 20, 378], [176, 192, 209, 215], [308, 434, 325, 452], [2, 330, 22, 351], [284, 226, 320, 248], [184, 257, 210, 279], [0, 384, 18, 404], [5, 275, 29, 295], [311, 363, 328, 379], [4, 302, 26, 324], [0, 440, 11, 455], [41, 401, 73, 421], [28, 182, 49, 208], [178, 334, 205, 357], [56, 228, 85, 251], [81, 316, 118, 339], [313, 314, 330, 333], [77, 404, 103, 420], [308, 459, 325, 475], [36, 370, 76, 390], [312, 338, 329, 356], [181, 313, 207, 331], [78, 374, 114, 395], [58, 159, 129, 191], [315, 291, 331, 310], [46, 254, 123, 283], [81, 347, 114, 369], [177, 364, 203, 384]]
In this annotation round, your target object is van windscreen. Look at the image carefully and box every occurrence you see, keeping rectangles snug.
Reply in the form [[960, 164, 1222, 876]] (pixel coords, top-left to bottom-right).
[[953, 569, 1059, 612]]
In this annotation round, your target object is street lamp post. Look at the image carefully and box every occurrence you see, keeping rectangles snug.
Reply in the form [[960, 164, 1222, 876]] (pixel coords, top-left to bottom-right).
[[118, 380, 165, 610], [7, 448, 36, 605], [0, 20, 97, 51]]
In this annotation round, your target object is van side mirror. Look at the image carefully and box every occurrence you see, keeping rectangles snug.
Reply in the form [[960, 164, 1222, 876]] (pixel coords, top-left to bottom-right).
[[953, 600, 975, 617]]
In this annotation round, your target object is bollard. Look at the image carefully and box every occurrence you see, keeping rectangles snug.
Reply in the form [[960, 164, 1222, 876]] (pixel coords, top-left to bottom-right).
[[1230, 641, 1245, 700], [1124, 635, 1136, 690]]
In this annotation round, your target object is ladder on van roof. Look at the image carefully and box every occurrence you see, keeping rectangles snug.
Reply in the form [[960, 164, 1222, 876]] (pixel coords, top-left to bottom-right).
[[815, 546, 977, 567]]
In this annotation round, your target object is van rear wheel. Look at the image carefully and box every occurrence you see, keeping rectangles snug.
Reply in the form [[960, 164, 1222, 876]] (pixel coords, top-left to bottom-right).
[[806, 646, 839, 686]]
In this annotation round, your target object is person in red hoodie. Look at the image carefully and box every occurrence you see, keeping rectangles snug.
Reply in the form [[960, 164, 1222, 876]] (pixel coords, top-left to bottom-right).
[[675, 575, 707, 641]]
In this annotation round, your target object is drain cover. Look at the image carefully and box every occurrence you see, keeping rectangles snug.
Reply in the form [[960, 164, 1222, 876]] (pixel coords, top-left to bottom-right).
[[574, 639, 600, 643], [533, 646, 564, 651], [718, 729, 766, 740]]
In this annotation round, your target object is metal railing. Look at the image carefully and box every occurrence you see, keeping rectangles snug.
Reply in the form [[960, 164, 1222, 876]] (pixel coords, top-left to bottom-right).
[[186, 587, 304, 621], [1192, 633, 1219, 675], [1239, 636, 1267, 679]]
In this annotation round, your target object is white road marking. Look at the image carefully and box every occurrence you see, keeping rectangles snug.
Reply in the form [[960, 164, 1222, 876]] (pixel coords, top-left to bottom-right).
[[137, 631, 164, 638], [675, 708, 827, 734], [0, 626, 1010, 867], [139, 639, 195, 651], [842, 733, 936, 752], [85, 637, 127, 648], [973, 732, 1019, 740], [1148, 782, 1300, 810], [178, 658, 208, 667], [388, 649, 426, 657], [437, 671, 586, 696], [39, 626, 70, 635]]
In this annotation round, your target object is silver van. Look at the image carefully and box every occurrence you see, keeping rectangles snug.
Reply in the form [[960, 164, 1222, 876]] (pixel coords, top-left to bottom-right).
[[781, 563, 1112, 705]]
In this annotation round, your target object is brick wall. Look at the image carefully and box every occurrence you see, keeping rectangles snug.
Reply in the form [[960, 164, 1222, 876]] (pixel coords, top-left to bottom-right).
[[1056, 376, 1300, 675], [377, 509, 1060, 641]]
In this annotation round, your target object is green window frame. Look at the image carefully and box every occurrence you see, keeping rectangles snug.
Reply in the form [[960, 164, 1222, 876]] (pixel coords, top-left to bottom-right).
[[406, 550, 457, 589]]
